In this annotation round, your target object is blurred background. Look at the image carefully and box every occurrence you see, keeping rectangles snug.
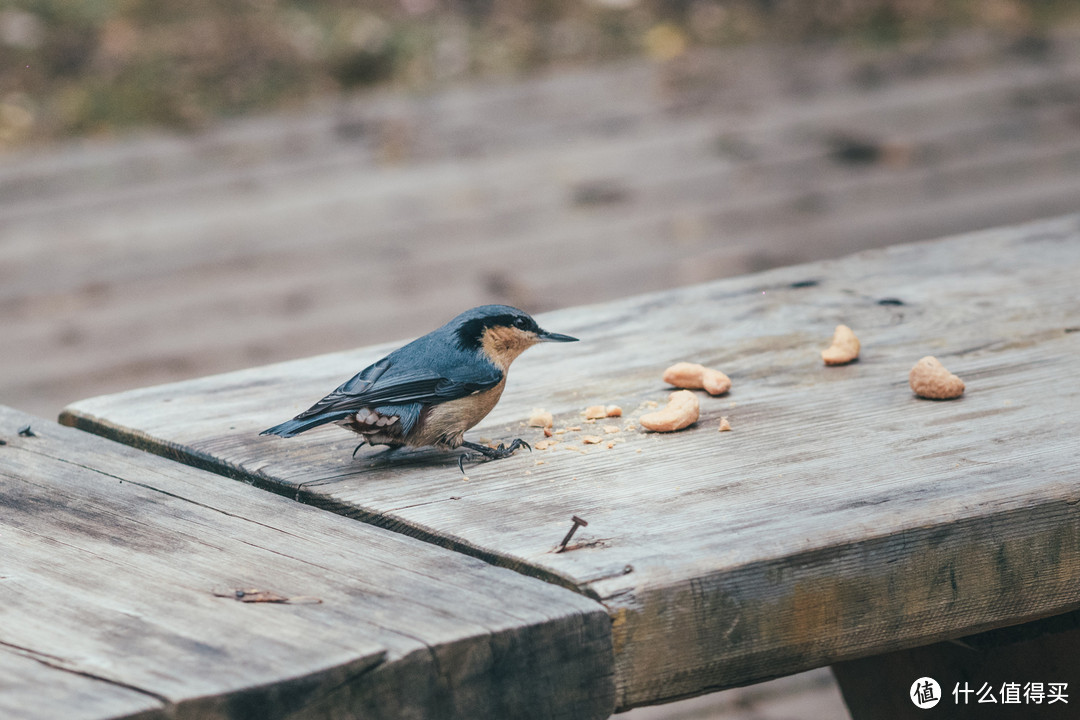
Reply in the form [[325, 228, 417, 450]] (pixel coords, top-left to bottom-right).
[[3, 3, 1080, 716]]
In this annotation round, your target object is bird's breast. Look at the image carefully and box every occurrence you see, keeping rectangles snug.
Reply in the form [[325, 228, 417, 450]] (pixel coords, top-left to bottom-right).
[[409, 377, 508, 448]]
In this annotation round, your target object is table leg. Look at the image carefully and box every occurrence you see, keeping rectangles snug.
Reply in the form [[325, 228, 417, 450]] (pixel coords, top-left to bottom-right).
[[832, 609, 1080, 719]]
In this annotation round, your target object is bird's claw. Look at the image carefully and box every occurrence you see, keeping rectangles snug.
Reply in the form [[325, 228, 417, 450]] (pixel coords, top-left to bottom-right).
[[482, 437, 530, 458], [458, 438, 531, 474], [351, 440, 367, 458]]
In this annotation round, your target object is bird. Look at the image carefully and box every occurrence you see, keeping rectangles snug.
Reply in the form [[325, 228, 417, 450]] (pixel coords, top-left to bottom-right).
[[260, 305, 578, 469]]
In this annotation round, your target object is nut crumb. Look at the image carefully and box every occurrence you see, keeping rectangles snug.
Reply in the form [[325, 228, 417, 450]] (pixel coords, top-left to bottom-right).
[[535, 440, 557, 450], [605, 405, 622, 417], [603, 425, 621, 434], [584, 405, 607, 420], [528, 409, 554, 428], [718, 417, 732, 432], [582, 435, 603, 444]]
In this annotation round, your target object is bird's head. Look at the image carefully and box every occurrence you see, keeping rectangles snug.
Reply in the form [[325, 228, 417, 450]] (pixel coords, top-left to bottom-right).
[[453, 305, 577, 370]]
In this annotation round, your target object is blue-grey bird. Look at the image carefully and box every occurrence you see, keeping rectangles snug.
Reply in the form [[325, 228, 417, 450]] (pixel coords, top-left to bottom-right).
[[260, 305, 577, 466]]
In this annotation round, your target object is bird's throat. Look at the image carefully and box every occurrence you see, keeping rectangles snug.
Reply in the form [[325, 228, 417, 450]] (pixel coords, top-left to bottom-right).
[[480, 325, 536, 370]]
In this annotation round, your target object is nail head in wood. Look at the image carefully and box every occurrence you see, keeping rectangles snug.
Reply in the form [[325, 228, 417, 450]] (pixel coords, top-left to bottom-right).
[[557, 515, 589, 552]]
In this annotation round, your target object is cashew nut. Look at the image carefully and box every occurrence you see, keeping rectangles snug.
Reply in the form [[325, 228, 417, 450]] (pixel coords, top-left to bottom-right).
[[909, 356, 965, 399], [640, 390, 700, 432], [821, 324, 860, 365], [662, 362, 731, 396]]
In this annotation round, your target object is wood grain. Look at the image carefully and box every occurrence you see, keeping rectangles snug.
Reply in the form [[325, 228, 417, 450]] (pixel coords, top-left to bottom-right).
[[62, 215, 1080, 710], [0, 407, 613, 720]]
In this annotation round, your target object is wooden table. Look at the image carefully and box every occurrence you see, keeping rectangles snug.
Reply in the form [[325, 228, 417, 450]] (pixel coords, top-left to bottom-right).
[[61, 215, 1080, 715], [0, 406, 612, 720]]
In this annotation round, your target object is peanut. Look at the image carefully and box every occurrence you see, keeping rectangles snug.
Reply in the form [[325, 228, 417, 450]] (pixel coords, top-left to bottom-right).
[[909, 356, 965, 399], [640, 390, 700, 432], [821, 324, 860, 365], [662, 362, 731, 396]]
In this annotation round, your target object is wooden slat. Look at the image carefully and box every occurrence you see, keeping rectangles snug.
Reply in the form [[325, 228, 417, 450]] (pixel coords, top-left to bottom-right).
[[62, 215, 1080, 710], [0, 407, 613, 720], [0, 648, 159, 720]]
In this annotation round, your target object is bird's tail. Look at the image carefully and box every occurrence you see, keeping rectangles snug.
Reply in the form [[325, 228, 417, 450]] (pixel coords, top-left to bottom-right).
[[259, 411, 353, 438]]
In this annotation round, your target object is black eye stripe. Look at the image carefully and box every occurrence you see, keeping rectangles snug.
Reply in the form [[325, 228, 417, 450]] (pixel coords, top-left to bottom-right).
[[455, 312, 535, 349]]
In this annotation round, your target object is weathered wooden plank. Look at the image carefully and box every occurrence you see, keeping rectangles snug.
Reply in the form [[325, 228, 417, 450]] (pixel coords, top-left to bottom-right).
[[0, 646, 160, 720], [0, 407, 613, 720], [62, 215, 1080, 710]]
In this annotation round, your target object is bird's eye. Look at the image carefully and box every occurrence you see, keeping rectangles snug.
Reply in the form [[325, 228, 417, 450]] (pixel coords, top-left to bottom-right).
[[514, 317, 528, 329]]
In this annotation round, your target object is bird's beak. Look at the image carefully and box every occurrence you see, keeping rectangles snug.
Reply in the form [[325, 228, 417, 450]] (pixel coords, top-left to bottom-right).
[[537, 329, 578, 343]]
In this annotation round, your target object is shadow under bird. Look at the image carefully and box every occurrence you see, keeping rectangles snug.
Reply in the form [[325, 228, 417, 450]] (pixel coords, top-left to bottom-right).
[[261, 305, 577, 470]]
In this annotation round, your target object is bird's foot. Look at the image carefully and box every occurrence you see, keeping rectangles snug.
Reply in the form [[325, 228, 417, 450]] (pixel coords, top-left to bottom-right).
[[351, 439, 367, 458], [457, 438, 531, 474], [464, 438, 532, 459], [351, 441, 404, 459]]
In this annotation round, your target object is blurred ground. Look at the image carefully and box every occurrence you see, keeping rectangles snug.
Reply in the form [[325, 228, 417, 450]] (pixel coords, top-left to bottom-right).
[[5, 28, 1080, 420], [3, 1, 1079, 147], [622, 668, 846, 719], [3, 13, 1080, 720]]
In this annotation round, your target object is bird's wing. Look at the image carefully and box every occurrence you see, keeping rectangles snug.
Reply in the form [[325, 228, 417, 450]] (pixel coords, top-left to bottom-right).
[[292, 356, 502, 421]]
